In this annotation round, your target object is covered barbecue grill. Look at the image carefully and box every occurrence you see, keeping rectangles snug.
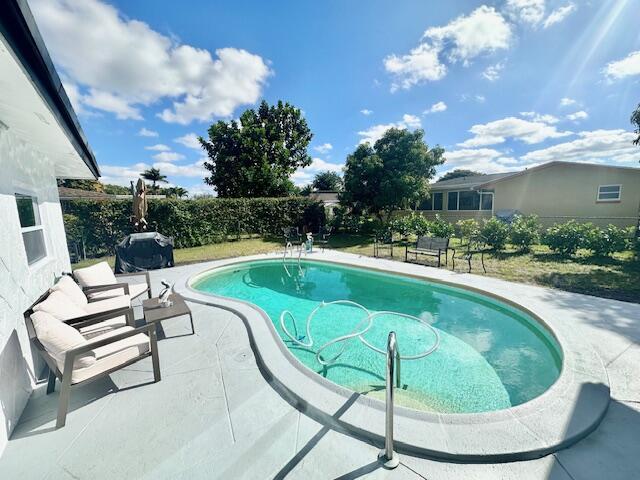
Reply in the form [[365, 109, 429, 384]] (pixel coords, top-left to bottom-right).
[[114, 232, 174, 273]]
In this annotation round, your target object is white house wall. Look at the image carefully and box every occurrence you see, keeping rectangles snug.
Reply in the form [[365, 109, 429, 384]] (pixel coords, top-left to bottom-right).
[[0, 128, 71, 454]]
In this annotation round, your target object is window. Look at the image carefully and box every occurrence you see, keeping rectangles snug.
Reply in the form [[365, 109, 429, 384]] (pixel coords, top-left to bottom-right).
[[459, 191, 480, 210], [480, 192, 493, 211], [419, 192, 443, 210], [447, 191, 458, 210], [15, 193, 46, 265], [597, 185, 621, 202]]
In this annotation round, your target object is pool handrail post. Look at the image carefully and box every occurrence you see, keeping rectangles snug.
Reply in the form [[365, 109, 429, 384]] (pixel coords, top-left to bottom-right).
[[379, 331, 401, 469]]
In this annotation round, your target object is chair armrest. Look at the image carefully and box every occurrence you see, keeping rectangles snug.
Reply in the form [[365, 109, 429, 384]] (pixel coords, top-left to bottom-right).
[[64, 323, 155, 360], [63, 306, 133, 330], [83, 282, 130, 296], [116, 270, 150, 284]]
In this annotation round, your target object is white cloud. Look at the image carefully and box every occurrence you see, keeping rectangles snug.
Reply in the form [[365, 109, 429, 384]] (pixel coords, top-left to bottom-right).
[[145, 144, 171, 151], [482, 62, 504, 82], [384, 6, 511, 90], [138, 127, 158, 137], [604, 50, 640, 80], [30, 0, 271, 124], [100, 163, 148, 186], [505, 0, 545, 27], [520, 112, 559, 124], [566, 110, 588, 122], [424, 101, 447, 114], [152, 151, 185, 162], [521, 129, 640, 164], [424, 6, 512, 64], [152, 161, 207, 177], [174, 133, 202, 150], [360, 109, 373, 116], [543, 4, 577, 29], [384, 43, 446, 91], [357, 114, 422, 145], [314, 143, 333, 154], [461, 94, 487, 103], [459, 116, 572, 147], [291, 158, 343, 186], [82, 89, 143, 120], [559, 97, 577, 107], [442, 148, 518, 174]]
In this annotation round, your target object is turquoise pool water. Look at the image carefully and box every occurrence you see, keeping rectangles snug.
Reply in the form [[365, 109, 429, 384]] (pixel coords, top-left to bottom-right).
[[193, 259, 562, 413]]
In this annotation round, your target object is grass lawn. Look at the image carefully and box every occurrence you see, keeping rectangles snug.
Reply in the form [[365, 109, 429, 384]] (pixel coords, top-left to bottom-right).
[[74, 234, 640, 303]]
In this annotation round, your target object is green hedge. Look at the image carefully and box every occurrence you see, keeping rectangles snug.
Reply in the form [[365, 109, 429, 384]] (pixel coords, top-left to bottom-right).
[[62, 197, 325, 256]]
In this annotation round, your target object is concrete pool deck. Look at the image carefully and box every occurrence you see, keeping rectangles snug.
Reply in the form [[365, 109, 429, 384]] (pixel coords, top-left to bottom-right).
[[1, 250, 639, 479]]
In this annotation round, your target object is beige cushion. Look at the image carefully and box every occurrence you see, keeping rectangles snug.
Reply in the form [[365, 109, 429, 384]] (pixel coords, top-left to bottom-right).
[[79, 316, 129, 338], [87, 282, 148, 301], [30, 311, 96, 371], [74, 262, 117, 288], [83, 295, 131, 315], [33, 291, 87, 321], [71, 327, 150, 384], [52, 275, 88, 307]]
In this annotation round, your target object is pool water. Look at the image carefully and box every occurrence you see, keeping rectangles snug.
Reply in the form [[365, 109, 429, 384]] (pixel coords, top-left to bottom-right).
[[193, 259, 562, 413]]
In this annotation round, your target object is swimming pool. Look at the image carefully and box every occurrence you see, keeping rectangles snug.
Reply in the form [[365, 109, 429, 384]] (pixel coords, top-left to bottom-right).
[[192, 259, 562, 414]]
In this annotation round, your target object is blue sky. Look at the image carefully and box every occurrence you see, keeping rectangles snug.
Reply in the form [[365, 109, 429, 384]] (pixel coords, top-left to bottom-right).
[[29, 0, 640, 194]]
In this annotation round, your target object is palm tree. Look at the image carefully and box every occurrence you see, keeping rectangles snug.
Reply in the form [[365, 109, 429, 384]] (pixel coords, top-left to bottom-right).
[[166, 186, 188, 199], [141, 168, 168, 192]]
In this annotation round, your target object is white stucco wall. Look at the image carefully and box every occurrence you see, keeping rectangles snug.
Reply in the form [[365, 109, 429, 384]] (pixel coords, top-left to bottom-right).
[[0, 128, 71, 454]]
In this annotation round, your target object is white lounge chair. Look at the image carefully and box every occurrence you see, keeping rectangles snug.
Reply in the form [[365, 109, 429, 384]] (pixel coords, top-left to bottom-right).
[[25, 293, 160, 428], [72, 261, 152, 301]]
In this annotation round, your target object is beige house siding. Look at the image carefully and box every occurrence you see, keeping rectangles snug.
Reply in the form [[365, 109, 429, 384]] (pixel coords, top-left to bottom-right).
[[487, 163, 640, 228]]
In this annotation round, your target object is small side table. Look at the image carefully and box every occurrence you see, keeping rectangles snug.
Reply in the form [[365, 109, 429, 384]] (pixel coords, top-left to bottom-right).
[[143, 293, 195, 336]]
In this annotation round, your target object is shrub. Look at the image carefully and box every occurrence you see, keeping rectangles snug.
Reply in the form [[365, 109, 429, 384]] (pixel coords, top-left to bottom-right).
[[584, 224, 629, 256], [543, 220, 590, 255], [428, 214, 455, 238], [62, 197, 325, 255], [509, 215, 540, 252], [481, 217, 510, 250], [455, 219, 480, 241]]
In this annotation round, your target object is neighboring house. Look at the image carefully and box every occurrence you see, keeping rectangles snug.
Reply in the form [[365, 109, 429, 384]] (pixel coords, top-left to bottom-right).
[[421, 161, 640, 228], [0, 1, 99, 454], [309, 190, 340, 207]]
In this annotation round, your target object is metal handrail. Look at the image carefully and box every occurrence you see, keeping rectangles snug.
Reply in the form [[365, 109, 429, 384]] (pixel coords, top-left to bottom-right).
[[378, 331, 401, 469]]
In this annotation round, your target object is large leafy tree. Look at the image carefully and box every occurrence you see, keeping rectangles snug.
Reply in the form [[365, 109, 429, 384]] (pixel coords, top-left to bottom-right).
[[200, 100, 313, 197], [341, 128, 444, 218], [141, 168, 168, 191], [632, 103, 640, 148], [437, 169, 483, 182], [312, 171, 342, 191]]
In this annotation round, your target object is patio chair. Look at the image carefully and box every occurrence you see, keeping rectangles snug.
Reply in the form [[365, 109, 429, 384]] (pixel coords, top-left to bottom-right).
[[282, 227, 302, 247], [25, 295, 160, 429], [315, 226, 332, 251], [36, 279, 135, 337], [405, 236, 451, 267], [72, 261, 151, 301], [373, 230, 395, 258], [452, 236, 489, 273]]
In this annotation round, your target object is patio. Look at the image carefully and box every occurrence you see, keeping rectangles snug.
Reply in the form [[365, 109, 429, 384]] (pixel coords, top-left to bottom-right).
[[1, 252, 639, 479]]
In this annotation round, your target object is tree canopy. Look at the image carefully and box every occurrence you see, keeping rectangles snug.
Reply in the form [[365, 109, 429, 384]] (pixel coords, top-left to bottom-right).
[[437, 169, 483, 182], [340, 128, 444, 217], [311, 170, 342, 191], [200, 100, 313, 197], [632, 103, 640, 147]]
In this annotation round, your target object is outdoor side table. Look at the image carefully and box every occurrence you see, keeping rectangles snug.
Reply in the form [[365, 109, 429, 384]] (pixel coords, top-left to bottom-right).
[[143, 293, 195, 336]]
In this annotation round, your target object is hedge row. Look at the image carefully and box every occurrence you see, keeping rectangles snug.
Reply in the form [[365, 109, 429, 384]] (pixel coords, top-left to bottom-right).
[[62, 197, 325, 256]]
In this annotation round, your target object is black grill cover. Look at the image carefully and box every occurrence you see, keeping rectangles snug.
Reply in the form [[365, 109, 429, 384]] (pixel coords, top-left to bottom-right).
[[114, 232, 174, 273]]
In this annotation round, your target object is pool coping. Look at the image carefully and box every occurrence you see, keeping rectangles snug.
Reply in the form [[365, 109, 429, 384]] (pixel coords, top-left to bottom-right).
[[174, 250, 610, 463]]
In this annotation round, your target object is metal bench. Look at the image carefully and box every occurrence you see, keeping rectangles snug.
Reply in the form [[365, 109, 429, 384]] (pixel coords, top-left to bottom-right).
[[405, 236, 450, 267]]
